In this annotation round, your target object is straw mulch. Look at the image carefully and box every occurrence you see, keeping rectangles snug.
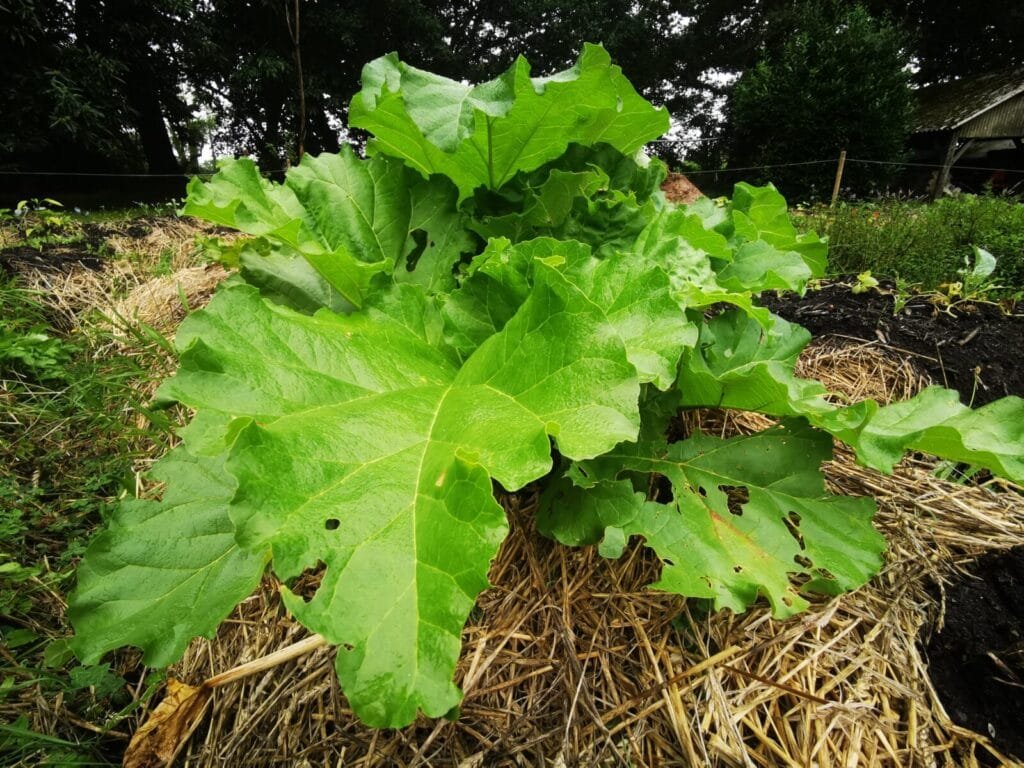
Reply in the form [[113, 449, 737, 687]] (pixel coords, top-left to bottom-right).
[[109, 264, 229, 337], [18, 217, 229, 335], [148, 339, 1024, 767]]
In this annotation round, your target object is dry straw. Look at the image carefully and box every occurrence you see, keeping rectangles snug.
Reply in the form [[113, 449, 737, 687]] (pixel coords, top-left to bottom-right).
[[13, 221, 1020, 766], [143, 339, 1022, 767]]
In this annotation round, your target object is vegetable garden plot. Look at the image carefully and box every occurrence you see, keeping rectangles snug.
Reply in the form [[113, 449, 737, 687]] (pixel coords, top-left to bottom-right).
[[134, 342, 1024, 767], [66, 44, 1024, 748]]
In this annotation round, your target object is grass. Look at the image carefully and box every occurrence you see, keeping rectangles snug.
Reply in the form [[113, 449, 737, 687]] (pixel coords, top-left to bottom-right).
[[0, 205, 207, 766], [793, 193, 1024, 295]]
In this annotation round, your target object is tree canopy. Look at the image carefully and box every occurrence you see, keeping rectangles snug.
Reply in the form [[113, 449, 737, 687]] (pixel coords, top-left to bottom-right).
[[0, 0, 1017, 179], [726, 2, 913, 199]]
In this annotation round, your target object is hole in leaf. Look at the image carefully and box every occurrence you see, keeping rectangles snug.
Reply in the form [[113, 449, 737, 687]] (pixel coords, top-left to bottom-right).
[[341, 643, 354, 652], [650, 474, 673, 503], [784, 511, 805, 549], [662, 558, 675, 567], [697, 486, 708, 498], [290, 560, 326, 603], [405, 230, 428, 271], [794, 554, 813, 569], [324, 518, 340, 531], [719, 485, 749, 516], [733, 565, 743, 573], [819, 568, 836, 581]]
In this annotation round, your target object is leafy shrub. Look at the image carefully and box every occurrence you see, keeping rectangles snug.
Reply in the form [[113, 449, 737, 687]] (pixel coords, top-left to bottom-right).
[[68, 46, 1024, 729], [796, 194, 1024, 291], [727, 2, 912, 200]]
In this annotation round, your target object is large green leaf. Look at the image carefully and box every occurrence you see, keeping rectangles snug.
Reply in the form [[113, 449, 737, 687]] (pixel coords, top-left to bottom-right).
[[679, 310, 831, 415], [237, 241, 353, 315], [537, 477, 645, 556], [816, 389, 1024, 479], [184, 151, 470, 306], [682, 310, 1024, 481], [394, 173, 475, 293], [673, 183, 825, 295], [466, 167, 610, 243], [545, 424, 883, 616], [152, 267, 644, 726], [728, 182, 827, 278], [349, 44, 669, 200], [442, 237, 695, 387], [631, 207, 774, 326], [461, 143, 666, 252], [68, 449, 269, 666], [560, 248, 697, 389], [715, 240, 815, 293], [158, 283, 457, 424]]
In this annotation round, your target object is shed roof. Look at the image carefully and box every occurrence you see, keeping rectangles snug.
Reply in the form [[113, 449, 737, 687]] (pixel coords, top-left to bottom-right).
[[913, 69, 1024, 133]]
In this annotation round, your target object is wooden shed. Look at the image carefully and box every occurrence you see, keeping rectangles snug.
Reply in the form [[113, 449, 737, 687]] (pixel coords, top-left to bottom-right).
[[912, 69, 1024, 197]]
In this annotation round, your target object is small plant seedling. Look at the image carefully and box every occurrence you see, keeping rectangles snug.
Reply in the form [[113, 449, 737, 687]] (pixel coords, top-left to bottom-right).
[[851, 270, 879, 294]]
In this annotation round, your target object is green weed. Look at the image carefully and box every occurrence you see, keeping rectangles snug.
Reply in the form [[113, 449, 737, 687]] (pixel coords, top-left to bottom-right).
[[794, 194, 1024, 295], [0, 256, 184, 765]]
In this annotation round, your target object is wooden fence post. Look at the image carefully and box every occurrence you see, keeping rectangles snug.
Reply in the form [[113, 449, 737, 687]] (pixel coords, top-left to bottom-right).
[[830, 149, 847, 208]]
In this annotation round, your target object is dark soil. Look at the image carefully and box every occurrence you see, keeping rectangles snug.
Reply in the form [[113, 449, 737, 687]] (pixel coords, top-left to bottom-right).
[[0, 219, 156, 276], [765, 281, 1024, 405], [769, 281, 1024, 761], [0, 243, 103, 274], [925, 548, 1024, 763]]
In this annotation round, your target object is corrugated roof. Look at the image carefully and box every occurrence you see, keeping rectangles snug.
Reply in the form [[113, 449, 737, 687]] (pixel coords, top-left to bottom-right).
[[913, 69, 1024, 133]]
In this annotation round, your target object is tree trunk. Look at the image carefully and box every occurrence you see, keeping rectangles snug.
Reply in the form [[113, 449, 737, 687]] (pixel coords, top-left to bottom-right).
[[124, 68, 181, 174]]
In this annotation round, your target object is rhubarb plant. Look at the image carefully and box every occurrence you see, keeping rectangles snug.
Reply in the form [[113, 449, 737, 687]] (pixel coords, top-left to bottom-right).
[[69, 45, 1024, 728]]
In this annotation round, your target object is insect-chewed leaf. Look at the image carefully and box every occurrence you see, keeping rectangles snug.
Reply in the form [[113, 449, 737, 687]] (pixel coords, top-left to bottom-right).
[[682, 310, 1024, 482], [554, 424, 883, 616], [68, 449, 269, 667], [184, 150, 469, 306], [146, 262, 647, 726]]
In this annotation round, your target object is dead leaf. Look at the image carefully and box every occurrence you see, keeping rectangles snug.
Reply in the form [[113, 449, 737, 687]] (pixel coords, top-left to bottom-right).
[[123, 679, 212, 768]]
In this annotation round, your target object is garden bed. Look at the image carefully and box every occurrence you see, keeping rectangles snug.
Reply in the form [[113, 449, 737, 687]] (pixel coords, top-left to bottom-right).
[[5, 208, 1023, 767], [147, 309, 1024, 767], [764, 279, 1024, 406]]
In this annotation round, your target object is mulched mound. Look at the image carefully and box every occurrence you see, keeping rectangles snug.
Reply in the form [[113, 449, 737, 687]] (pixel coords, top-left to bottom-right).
[[20, 222, 1022, 766], [764, 281, 1024, 406], [140, 339, 1022, 768]]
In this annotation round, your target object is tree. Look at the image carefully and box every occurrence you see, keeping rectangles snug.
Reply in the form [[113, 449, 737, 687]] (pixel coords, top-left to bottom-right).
[[0, 0, 196, 174], [726, 2, 913, 199], [187, 0, 457, 169], [866, 0, 1024, 85]]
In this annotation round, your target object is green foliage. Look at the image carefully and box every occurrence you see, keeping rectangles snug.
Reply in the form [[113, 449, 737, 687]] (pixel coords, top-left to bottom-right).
[[0, 264, 177, 765], [0, 199, 79, 249], [727, 1, 912, 200], [70, 47, 1024, 729], [868, 0, 1024, 84], [796, 194, 1024, 291]]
